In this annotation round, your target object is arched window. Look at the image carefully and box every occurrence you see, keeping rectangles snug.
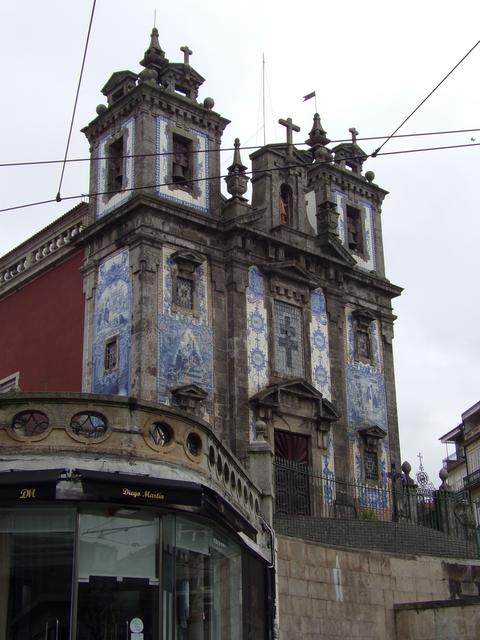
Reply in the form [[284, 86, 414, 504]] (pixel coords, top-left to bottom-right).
[[279, 184, 293, 225]]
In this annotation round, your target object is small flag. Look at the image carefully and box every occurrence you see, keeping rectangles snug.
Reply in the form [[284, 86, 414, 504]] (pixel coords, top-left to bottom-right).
[[303, 91, 316, 102]]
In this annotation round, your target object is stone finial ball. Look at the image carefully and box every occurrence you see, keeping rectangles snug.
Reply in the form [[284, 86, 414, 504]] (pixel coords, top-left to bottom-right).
[[365, 170, 375, 182], [439, 467, 449, 481], [314, 146, 331, 163], [96, 104, 107, 115], [256, 419, 267, 431], [401, 460, 411, 474], [203, 97, 215, 110]]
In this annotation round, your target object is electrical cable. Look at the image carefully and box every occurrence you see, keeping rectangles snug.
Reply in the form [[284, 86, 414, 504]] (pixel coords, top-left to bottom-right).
[[371, 38, 480, 157], [1, 127, 479, 169], [55, 0, 97, 202], [1, 139, 479, 215]]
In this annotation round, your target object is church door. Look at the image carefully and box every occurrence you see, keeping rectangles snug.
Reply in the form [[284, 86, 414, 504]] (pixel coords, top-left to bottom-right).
[[274, 430, 310, 515]]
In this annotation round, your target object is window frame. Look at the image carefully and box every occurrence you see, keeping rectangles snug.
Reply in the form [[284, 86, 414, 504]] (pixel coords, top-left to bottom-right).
[[272, 298, 306, 380], [345, 204, 365, 256], [106, 134, 125, 196], [166, 125, 200, 197], [0, 371, 19, 393], [104, 336, 119, 373]]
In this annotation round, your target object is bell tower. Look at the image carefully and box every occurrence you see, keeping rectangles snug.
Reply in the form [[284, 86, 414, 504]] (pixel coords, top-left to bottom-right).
[[80, 30, 230, 422]]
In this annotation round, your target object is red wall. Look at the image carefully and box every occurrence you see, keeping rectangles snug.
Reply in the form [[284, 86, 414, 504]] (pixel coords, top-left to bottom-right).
[[0, 251, 85, 392]]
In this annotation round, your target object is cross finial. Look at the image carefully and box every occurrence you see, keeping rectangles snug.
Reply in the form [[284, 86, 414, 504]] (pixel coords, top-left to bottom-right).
[[349, 127, 359, 144], [417, 451, 424, 470], [180, 45, 193, 66], [278, 116, 301, 155]]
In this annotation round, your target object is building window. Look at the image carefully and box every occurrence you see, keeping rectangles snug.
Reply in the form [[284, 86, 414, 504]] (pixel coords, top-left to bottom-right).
[[364, 449, 379, 481], [352, 308, 376, 365], [0, 372, 19, 393], [107, 136, 124, 194], [104, 337, 118, 371], [355, 327, 371, 360], [175, 275, 194, 310], [172, 133, 193, 187], [279, 184, 293, 225], [274, 300, 304, 377], [346, 205, 363, 253], [359, 426, 386, 483], [171, 250, 203, 315]]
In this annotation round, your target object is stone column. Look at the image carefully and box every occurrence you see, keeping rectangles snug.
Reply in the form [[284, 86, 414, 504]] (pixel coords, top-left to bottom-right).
[[325, 290, 350, 481], [211, 258, 228, 441], [381, 315, 401, 471], [129, 238, 160, 401], [225, 260, 250, 461]]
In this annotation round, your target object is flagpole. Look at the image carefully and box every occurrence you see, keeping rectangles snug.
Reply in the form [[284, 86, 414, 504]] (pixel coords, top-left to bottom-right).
[[262, 53, 266, 146]]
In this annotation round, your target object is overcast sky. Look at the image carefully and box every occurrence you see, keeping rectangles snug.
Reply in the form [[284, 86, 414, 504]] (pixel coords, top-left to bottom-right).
[[1, 1, 479, 484]]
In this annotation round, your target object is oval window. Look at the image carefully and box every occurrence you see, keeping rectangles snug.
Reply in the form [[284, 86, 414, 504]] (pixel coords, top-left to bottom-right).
[[11, 411, 49, 438], [70, 412, 108, 439]]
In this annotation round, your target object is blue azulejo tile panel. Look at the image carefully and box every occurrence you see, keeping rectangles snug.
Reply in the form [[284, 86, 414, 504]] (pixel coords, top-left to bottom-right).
[[346, 312, 382, 370], [155, 116, 209, 213], [333, 190, 376, 271], [157, 315, 213, 396], [346, 365, 387, 431], [92, 249, 132, 395], [310, 288, 334, 479], [246, 266, 269, 397], [158, 247, 213, 416], [333, 190, 347, 245], [96, 117, 135, 219], [310, 288, 331, 400]]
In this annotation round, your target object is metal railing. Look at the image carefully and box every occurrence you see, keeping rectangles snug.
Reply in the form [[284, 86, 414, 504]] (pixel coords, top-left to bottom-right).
[[274, 457, 475, 536]]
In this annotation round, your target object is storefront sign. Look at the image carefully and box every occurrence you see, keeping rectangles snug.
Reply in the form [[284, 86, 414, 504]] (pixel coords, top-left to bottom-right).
[[0, 469, 61, 501]]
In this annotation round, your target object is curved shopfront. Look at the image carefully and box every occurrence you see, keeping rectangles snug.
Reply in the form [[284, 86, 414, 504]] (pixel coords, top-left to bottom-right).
[[0, 472, 271, 640]]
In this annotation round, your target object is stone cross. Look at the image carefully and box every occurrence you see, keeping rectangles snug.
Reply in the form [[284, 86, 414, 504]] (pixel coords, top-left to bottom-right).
[[417, 451, 424, 470], [279, 117, 301, 148], [279, 316, 298, 369], [180, 45, 193, 65], [349, 127, 359, 144]]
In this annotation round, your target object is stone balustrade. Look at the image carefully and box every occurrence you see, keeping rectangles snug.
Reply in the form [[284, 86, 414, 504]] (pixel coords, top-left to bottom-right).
[[0, 220, 85, 285]]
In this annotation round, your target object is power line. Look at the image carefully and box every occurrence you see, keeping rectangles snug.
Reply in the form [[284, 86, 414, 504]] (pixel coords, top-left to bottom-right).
[[1, 140, 479, 215], [55, 0, 97, 202], [372, 38, 480, 157], [1, 127, 479, 169]]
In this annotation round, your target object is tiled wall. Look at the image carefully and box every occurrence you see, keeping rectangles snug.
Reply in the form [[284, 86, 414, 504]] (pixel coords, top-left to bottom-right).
[[92, 249, 132, 395], [157, 247, 213, 418], [96, 117, 135, 219], [155, 116, 209, 213], [333, 190, 376, 271], [246, 266, 269, 440], [345, 309, 389, 485], [310, 288, 335, 478]]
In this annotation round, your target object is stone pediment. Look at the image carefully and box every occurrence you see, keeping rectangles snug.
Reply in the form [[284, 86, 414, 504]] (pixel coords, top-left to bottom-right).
[[249, 144, 308, 166], [171, 384, 208, 400], [250, 379, 339, 423], [320, 237, 357, 266], [259, 261, 320, 289], [358, 425, 387, 440], [332, 142, 368, 162], [171, 384, 208, 415], [171, 249, 204, 269], [101, 71, 138, 99]]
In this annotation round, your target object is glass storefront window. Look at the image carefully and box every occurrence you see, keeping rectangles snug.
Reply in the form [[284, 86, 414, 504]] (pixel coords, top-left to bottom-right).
[[0, 508, 75, 640], [171, 517, 242, 640], [0, 508, 261, 640], [76, 511, 159, 640]]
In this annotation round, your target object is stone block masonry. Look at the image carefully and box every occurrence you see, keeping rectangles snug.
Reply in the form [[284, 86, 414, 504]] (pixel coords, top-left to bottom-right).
[[277, 535, 480, 640]]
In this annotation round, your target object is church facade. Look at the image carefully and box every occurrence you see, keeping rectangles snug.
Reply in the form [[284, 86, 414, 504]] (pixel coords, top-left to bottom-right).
[[0, 29, 402, 640]]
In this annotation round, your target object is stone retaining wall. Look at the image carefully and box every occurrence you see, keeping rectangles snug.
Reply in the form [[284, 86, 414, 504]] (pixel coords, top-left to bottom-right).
[[277, 534, 480, 640]]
